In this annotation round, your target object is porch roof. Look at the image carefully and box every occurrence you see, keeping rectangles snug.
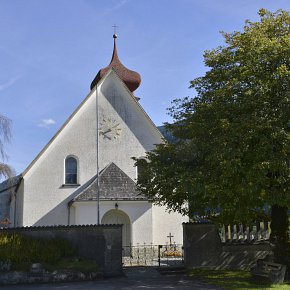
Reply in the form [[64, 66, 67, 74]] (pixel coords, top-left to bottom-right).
[[71, 162, 147, 203]]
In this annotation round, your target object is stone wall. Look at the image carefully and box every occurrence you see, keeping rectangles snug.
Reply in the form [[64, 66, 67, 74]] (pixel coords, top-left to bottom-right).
[[183, 223, 272, 270], [219, 243, 272, 270], [0, 225, 122, 277]]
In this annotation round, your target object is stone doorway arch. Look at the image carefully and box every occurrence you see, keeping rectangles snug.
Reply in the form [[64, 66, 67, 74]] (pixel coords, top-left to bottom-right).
[[101, 209, 131, 247]]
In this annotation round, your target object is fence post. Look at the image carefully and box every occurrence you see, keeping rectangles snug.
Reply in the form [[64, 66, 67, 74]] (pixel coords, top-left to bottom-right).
[[137, 243, 140, 266], [246, 226, 250, 242], [158, 245, 162, 267], [144, 242, 147, 266]]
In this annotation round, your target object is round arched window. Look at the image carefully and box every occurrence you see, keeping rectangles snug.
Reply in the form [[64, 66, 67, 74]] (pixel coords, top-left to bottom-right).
[[65, 157, 78, 184]]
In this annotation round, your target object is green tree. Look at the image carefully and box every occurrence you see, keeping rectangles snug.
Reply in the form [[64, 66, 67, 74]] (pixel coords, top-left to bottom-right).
[[0, 114, 13, 180], [135, 9, 290, 264]]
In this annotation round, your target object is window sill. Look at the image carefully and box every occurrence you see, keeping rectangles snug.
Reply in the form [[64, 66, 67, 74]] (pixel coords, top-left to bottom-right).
[[61, 184, 80, 188]]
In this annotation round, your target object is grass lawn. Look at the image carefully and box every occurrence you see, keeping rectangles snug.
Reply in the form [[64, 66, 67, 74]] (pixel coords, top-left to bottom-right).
[[45, 258, 98, 273], [188, 269, 290, 290]]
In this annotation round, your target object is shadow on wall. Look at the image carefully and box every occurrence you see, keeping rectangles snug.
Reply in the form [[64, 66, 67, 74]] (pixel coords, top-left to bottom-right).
[[0, 191, 11, 220], [183, 223, 272, 270], [120, 202, 151, 224], [100, 73, 161, 152], [32, 175, 99, 227]]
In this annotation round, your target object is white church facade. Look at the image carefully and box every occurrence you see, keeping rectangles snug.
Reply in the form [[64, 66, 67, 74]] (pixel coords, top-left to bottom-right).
[[0, 34, 188, 245]]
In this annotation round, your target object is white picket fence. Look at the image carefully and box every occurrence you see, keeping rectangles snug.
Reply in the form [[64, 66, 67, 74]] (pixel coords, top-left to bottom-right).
[[219, 222, 271, 243]]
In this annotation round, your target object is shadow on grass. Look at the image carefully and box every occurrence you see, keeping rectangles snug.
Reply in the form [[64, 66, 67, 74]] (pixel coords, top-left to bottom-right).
[[188, 269, 290, 290]]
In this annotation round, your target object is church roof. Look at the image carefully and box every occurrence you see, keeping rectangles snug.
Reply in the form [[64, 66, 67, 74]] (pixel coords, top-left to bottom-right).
[[0, 175, 22, 194], [72, 162, 147, 202], [90, 34, 141, 93]]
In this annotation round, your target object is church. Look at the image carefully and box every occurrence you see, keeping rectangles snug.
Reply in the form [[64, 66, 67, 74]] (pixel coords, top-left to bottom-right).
[[0, 34, 188, 246]]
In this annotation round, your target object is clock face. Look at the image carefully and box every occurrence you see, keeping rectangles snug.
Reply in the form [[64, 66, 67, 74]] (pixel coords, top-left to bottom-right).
[[99, 117, 122, 140]]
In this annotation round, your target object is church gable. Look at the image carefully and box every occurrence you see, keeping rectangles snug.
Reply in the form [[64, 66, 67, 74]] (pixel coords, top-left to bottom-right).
[[21, 35, 162, 181], [98, 69, 163, 151], [72, 162, 146, 202], [15, 34, 166, 227]]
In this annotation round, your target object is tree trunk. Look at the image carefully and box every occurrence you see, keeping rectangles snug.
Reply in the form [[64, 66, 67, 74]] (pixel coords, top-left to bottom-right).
[[270, 204, 289, 265]]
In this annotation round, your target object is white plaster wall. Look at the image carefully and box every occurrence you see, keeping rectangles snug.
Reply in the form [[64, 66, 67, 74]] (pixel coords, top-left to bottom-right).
[[22, 91, 98, 226], [152, 204, 188, 245], [97, 73, 163, 180], [1, 179, 24, 228], [21, 70, 163, 226], [73, 200, 153, 245], [13, 180, 24, 227], [8, 193, 15, 226]]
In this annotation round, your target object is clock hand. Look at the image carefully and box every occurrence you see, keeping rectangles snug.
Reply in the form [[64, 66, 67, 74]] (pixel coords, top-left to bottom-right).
[[102, 129, 112, 134], [112, 123, 120, 128]]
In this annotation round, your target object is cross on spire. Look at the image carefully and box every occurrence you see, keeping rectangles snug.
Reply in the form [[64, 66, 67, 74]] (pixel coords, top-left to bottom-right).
[[112, 24, 118, 35]]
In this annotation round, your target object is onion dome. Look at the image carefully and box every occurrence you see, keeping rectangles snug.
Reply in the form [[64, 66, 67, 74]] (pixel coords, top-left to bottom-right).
[[90, 34, 141, 92]]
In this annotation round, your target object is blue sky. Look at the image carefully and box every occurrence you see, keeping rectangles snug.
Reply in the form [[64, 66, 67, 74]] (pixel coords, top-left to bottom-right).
[[1, 0, 289, 175]]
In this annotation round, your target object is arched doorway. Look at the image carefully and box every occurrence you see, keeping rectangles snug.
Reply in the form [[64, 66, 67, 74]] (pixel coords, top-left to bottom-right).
[[101, 209, 131, 247]]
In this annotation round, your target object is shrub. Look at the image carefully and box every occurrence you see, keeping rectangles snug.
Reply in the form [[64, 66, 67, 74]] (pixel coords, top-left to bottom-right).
[[0, 233, 76, 266]]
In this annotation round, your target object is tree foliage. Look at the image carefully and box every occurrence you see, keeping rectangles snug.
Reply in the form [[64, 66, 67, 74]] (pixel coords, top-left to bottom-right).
[[135, 9, 290, 225], [0, 114, 13, 180]]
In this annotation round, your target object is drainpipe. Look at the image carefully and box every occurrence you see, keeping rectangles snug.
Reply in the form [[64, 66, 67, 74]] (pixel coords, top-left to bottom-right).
[[12, 176, 23, 228], [13, 191, 17, 227], [68, 203, 71, 225]]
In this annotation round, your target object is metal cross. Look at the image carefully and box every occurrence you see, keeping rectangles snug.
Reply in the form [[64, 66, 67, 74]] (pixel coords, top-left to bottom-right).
[[112, 24, 118, 34], [167, 232, 174, 245]]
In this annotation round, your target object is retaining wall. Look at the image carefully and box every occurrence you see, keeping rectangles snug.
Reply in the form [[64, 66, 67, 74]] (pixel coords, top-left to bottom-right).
[[0, 224, 122, 277], [183, 223, 272, 270]]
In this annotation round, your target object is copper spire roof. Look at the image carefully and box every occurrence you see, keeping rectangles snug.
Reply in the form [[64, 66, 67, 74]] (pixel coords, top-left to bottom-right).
[[90, 34, 141, 92]]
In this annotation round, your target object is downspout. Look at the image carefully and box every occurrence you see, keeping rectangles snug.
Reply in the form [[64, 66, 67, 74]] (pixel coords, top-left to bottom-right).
[[13, 176, 23, 228], [96, 86, 100, 225], [13, 191, 17, 227], [67, 199, 74, 225], [68, 203, 71, 225]]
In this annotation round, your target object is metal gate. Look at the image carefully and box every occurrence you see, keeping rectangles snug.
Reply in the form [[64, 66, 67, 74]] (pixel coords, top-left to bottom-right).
[[122, 244, 184, 267]]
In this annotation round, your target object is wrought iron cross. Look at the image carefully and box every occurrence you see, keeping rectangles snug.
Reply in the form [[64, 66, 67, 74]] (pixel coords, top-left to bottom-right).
[[167, 232, 174, 245]]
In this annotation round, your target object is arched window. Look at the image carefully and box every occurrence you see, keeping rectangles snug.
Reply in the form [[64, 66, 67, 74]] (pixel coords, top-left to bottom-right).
[[65, 156, 78, 184]]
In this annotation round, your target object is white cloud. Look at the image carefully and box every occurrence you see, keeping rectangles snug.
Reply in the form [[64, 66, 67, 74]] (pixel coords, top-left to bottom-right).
[[113, 0, 130, 10], [0, 77, 20, 91], [104, 0, 130, 14], [38, 118, 56, 128]]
